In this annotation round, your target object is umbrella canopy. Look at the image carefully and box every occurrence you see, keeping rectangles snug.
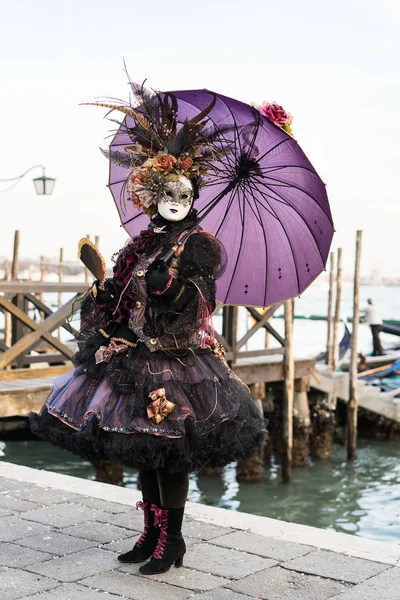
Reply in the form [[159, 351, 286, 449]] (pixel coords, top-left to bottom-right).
[[108, 89, 333, 307]]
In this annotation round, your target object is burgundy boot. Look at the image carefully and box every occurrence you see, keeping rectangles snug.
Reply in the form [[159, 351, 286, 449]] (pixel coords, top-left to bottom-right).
[[139, 505, 186, 575], [118, 501, 160, 563]]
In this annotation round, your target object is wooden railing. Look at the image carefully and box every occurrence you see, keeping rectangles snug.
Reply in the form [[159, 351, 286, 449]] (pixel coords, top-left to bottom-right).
[[0, 282, 87, 370], [0, 281, 284, 372]]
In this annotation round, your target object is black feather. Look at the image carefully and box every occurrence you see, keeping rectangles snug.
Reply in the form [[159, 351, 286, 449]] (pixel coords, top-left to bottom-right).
[[166, 120, 191, 156]]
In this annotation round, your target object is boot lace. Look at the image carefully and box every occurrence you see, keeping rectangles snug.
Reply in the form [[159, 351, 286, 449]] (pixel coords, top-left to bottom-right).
[[152, 505, 168, 559], [135, 501, 150, 547]]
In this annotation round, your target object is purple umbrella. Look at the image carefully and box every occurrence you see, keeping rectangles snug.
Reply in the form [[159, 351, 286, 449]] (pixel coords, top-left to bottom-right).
[[107, 89, 333, 307]]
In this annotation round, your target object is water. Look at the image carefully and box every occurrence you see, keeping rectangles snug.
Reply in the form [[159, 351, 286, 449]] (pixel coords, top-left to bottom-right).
[[1, 439, 399, 544]]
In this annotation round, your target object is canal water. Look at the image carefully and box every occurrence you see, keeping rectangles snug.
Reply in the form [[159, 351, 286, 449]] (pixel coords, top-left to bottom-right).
[[1, 438, 399, 544]]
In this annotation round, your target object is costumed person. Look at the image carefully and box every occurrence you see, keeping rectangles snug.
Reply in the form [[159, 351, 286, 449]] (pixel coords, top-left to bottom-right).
[[361, 298, 384, 356], [30, 84, 266, 575]]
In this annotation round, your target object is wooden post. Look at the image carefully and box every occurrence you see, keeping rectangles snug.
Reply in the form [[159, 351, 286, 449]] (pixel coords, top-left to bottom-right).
[[326, 252, 335, 365], [282, 298, 294, 483], [293, 377, 311, 467], [58, 248, 64, 340], [237, 382, 264, 482], [11, 230, 20, 280], [4, 261, 12, 369], [332, 248, 343, 372], [95, 235, 100, 249], [223, 306, 238, 366], [348, 231, 362, 461]]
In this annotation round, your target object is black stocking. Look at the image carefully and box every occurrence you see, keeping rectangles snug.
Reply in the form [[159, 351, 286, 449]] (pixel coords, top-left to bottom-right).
[[157, 469, 189, 509], [139, 469, 189, 509], [139, 469, 161, 506]]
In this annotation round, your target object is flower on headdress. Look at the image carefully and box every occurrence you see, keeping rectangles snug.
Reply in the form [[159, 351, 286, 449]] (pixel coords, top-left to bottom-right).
[[153, 154, 177, 174], [257, 102, 294, 136], [147, 388, 175, 424], [181, 157, 193, 171]]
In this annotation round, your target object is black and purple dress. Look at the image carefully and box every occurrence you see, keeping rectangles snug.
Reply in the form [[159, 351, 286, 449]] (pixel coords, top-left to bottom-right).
[[31, 214, 265, 473]]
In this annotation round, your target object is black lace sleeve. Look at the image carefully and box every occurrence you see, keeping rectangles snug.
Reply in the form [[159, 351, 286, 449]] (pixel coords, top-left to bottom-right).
[[146, 232, 227, 340]]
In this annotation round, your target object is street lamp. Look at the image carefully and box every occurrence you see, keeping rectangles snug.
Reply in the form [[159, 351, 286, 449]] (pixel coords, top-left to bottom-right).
[[0, 164, 56, 195], [32, 168, 56, 195]]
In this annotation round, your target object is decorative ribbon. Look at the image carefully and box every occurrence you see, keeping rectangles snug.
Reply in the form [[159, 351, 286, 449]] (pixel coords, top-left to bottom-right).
[[147, 388, 175, 423], [95, 340, 128, 364]]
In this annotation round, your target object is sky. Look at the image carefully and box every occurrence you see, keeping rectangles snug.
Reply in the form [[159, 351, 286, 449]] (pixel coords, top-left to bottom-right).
[[1, 0, 399, 278]]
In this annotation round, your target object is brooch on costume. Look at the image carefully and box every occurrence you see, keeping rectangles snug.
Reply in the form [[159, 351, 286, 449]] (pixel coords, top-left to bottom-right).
[[147, 388, 175, 424], [153, 225, 167, 234], [204, 336, 227, 361], [95, 340, 128, 364]]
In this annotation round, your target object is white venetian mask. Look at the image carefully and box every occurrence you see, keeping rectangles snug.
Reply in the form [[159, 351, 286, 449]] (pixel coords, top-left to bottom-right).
[[157, 176, 194, 222]]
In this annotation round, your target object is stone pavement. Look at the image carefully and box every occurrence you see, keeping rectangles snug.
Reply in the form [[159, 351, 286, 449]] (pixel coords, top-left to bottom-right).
[[0, 462, 399, 600]]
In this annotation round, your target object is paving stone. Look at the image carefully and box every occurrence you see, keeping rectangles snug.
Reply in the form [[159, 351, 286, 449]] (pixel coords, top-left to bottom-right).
[[0, 493, 41, 512], [95, 508, 143, 530], [101, 534, 139, 554], [329, 567, 400, 599], [81, 570, 192, 599], [7, 486, 82, 506], [195, 590, 257, 600], [0, 516, 51, 542], [25, 548, 117, 582], [70, 496, 133, 513], [228, 566, 348, 600], [17, 531, 97, 556], [213, 530, 314, 561], [182, 520, 233, 540], [184, 543, 276, 579], [0, 542, 53, 567], [0, 566, 58, 600], [0, 478, 35, 492], [20, 502, 108, 528], [0, 508, 13, 517], [19, 582, 125, 599], [61, 521, 133, 543], [122, 564, 229, 591], [282, 549, 389, 584]]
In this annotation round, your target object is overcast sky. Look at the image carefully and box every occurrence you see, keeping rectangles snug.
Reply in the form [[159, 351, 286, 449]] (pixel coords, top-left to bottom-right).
[[1, 0, 399, 278]]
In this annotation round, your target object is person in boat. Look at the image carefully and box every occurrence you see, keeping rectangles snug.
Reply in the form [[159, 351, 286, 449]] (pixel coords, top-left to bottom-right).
[[361, 298, 384, 357], [30, 88, 265, 576]]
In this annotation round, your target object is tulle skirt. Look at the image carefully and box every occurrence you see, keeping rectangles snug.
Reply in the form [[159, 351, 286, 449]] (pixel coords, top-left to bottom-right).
[[30, 335, 265, 473]]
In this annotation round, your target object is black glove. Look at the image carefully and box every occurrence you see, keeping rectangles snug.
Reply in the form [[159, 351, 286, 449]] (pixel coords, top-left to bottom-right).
[[145, 258, 171, 291], [93, 278, 115, 304]]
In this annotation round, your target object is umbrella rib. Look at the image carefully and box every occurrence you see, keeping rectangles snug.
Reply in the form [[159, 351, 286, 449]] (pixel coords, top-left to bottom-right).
[[251, 172, 333, 225], [223, 186, 246, 303], [255, 138, 293, 164], [245, 181, 269, 306], [252, 179, 327, 269], [214, 186, 241, 238]]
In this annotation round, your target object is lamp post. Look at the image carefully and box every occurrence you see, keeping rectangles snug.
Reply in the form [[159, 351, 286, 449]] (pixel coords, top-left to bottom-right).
[[0, 164, 56, 195]]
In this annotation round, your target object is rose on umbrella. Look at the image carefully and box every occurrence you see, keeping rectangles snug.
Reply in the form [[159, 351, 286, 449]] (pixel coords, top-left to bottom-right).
[[257, 102, 294, 136]]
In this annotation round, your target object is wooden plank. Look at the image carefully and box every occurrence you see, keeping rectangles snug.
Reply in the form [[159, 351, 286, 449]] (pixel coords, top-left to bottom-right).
[[24, 293, 79, 337], [0, 386, 54, 418], [0, 296, 78, 369], [232, 357, 314, 384], [236, 304, 281, 351], [0, 282, 88, 293], [247, 306, 285, 346], [0, 364, 71, 381]]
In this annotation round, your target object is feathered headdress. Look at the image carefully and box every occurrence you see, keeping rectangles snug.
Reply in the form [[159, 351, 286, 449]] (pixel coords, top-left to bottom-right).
[[86, 78, 230, 217]]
